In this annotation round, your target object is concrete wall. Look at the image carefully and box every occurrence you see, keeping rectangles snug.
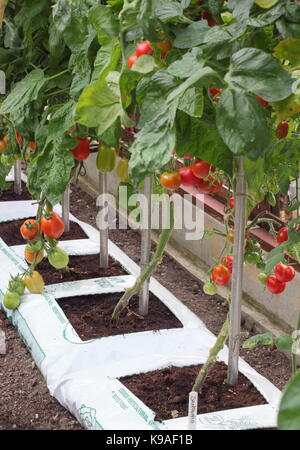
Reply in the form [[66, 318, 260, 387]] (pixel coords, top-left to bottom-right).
[[79, 155, 300, 333]]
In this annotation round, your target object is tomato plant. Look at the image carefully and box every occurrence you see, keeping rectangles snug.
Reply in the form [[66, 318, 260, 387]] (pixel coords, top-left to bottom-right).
[[197, 176, 223, 194]]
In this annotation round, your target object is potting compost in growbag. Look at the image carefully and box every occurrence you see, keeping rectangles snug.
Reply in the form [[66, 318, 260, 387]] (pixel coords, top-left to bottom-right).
[[0, 197, 282, 430]]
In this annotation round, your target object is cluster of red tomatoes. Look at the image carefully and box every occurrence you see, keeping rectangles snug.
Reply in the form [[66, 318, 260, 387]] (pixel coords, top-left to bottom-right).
[[259, 263, 296, 295], [21, 212, 68, 270], [160, 159, 223, 194], [128, 38, 172, 69]]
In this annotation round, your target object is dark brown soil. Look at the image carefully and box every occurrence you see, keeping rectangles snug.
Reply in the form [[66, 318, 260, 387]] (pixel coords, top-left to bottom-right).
[[0, 182, 33, 201], [57, 292, 183, 340], [0, 218, 88, 246], [121, 361, 266, 422], [38, 254, 127, 285]]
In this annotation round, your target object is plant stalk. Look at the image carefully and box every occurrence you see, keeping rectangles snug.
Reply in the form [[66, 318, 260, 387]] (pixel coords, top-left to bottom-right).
[[112, 202, 174, 320], [192, 313, 229, 393]]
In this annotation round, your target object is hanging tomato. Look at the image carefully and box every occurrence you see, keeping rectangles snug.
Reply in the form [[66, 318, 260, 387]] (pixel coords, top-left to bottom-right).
[[71, 138, 90, 161], [116, 157, 130, 182], [96, 145, 116, 172]]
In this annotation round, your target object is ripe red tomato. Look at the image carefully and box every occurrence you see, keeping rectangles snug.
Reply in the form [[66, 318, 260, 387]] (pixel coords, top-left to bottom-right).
[[255, 96, 269, 107], [191, 160, 212, 179], [275, 121, 289, 139], [276, 226, 288, 245], [136, 41, 154, 57], [221, 256, 233, 273], [0, 139, 6, 153], [274, 263, 295, 283], [128, 54, 138, 69], [266, 275, 286, 294], [209, 88, 222, 97], [197, 176, 223, 194], [229, 197, 234, 209], [71, 138, 90, 161], [160, 172, 182, 190], [16, 132, 23, 146], [28, 141, 36, 151], [178, 166, 199, 186], [20, 219, 39, 241], [41, 211, 64, 240], [212, 265, 231, 286]]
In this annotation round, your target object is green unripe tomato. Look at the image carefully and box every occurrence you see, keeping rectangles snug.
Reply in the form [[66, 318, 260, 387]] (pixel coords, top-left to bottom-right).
[[8, 277, 25, 296], [47, 247, 69, 269], [203, 281, 217, 296], [3, 290, 21, 310], [257, 273, 268, 285], [244, 252, 260, 265], [256, 260, 266, 271]]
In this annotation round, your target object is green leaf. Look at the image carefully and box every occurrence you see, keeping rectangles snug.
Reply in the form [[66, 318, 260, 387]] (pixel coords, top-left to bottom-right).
[[155, 1, 193, 23], [273, 39, 300, 66], [175, 111, 233, 175], [75, 80, 122, 135], [129, 101, 178, 186], [216, 89, 272, 159], [131, 54, 157, 74], [46, 101, 76, 144], [264, 245, 285, 273], [167, 48, 204, 78], [173, 21, 246, 49], [0, 69, 45, 114], [248, 3, 284, 27], [275, 334, 293, 351], [226, 48, 294, 102], [28, 136, 76, 205], [276, 19, 300, 40], [242, 332, 274, 349], [91, 41, 122, 85], [178, 87, 204, 118], [89, 4, 120, 43], [278, 370, 300, 430]]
